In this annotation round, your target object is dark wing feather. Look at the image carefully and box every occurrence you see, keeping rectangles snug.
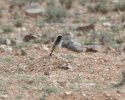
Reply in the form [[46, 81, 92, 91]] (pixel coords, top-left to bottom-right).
[[49, 35, 62, 56]]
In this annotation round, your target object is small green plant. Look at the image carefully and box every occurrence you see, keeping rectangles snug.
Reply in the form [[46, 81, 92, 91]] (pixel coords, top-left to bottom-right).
[[47, 0, 55, 6], [87, 0, 110, 13], [83, 39, 96, 45], [0, 57, 13, 62], [69, 83, 80, 91], [13, 0, 28, 7], [80, 30, 97, 45], [111, 25, 124, 33], [71, 75, 83, 83], [113, 71, 125, 87], [62, 54, 77, 59], [2, 25, 13, 33], [45, 6, 67, 22], [44, 86, 61, 94], [59, 0, 74, 9], [22, 85, 32, 90], [13, 0, 45, 6], [98, 31, 115, 45], [13, 43, 28, 49], [87, 18, 98, 24], [121, 13, 125, 22], [73, 18, 82, 23], [15, 94, 24, 100], [14, 11, 24, 27], [15, 18, 24, 27], [40, 94, 46, 100], [113, 1, 125, 11], [79, 0, 90, 6], [36, 19, 45, 28]]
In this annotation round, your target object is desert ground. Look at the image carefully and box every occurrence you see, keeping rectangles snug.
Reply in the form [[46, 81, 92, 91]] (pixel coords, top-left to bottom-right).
[[0, 0, 125, 100]]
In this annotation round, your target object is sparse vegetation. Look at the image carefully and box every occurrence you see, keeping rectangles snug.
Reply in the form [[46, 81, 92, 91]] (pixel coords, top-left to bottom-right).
[[111, 25, 124, 33], [98, 31, 115, 45], [113, 1, 125, 11], [0, 57, 13, 62], [62, 54, 77, 59], [45, 6, 67, 22], [13, 0, 28, 6], [2, 25, 13, 33], [15, 18, 24, 27], [79, 0, 91, 6], [0, 0, 125, 100], [44, 86, 61, 94], [59, 0, 75, 9], [13, 0, 45, 6], [121, 13, 125, 22], [36, 19, 45, 28], [113, 71, 125, 87], [87, 0, 110, 13], [87, 18, 98, 24], [13, 43, 29, 49]]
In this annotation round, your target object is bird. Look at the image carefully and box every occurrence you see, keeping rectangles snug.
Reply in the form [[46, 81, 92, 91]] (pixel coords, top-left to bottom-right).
[[49, 32, 75, 57], [49, 35, 62, 57]]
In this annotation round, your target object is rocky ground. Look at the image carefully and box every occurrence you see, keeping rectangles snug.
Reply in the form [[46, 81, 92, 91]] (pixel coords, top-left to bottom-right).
[[0, 0, 125, 100]]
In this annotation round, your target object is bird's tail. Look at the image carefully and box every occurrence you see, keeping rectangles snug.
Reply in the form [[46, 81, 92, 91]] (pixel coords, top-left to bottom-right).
[[49, 51, 52, 56], [49, 46, 55, 57]]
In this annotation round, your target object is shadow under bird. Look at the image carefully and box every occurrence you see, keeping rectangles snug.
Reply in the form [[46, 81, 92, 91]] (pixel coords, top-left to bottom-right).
[[49, 35, 62, 57]]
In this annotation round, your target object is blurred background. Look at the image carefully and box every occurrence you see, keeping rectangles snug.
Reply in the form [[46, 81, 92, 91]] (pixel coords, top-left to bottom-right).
[[0, 0, 125, 49]]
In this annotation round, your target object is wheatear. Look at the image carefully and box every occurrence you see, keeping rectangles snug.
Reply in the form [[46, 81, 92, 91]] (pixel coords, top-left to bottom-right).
[[49, 32, 74, 57], [49, 35, 62, 57]]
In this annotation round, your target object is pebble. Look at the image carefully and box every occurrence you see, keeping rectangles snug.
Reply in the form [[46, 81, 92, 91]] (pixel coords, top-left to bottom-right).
[[0, 45, 13, 53], [103, 22, 112, 27], [83, 45, 99, 52], [64, 91, 72, 95], [21, 49, 27, 56], [59, 63, 75, 70], [62, 40, 83, 53], [44, 71, 50, 76], [24, 2, 45, 15], [0, 38, 11, 45], [61, 32, 83, 53]]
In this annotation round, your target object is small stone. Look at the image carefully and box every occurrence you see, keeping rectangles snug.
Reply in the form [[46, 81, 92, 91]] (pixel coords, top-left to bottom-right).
[[21, 49, 27, 56], [42, 45, 49, 52], [116, 93, 121, 98], [10, 39, 17, 46], [103, 22, 112, 27], [116, 90, 121, 94], [64, 91, 72, 95], [59, 63, 75, 70], [0, 45, 13, 53], [21, 27, 26, 31], [24, 2, 45, 16], [5, 39, 11, 45], [44, 71, 50, 76], [57, 80, 67, 87], [82, 93, 87, 97], [62, 40, 83, 53], [112, 0, 119, 3], [84, 45, 99, 52], [23, 34, 36, 42], [103, 92, 110, 98], [1, 94, 8, 99], [0, 38, 11, 45], [76, 24, 95, 32]]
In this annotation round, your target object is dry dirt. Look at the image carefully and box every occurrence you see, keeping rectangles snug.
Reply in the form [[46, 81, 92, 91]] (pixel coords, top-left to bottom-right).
[[0, 0, 125, 100], [0, 46, 125, 100]]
